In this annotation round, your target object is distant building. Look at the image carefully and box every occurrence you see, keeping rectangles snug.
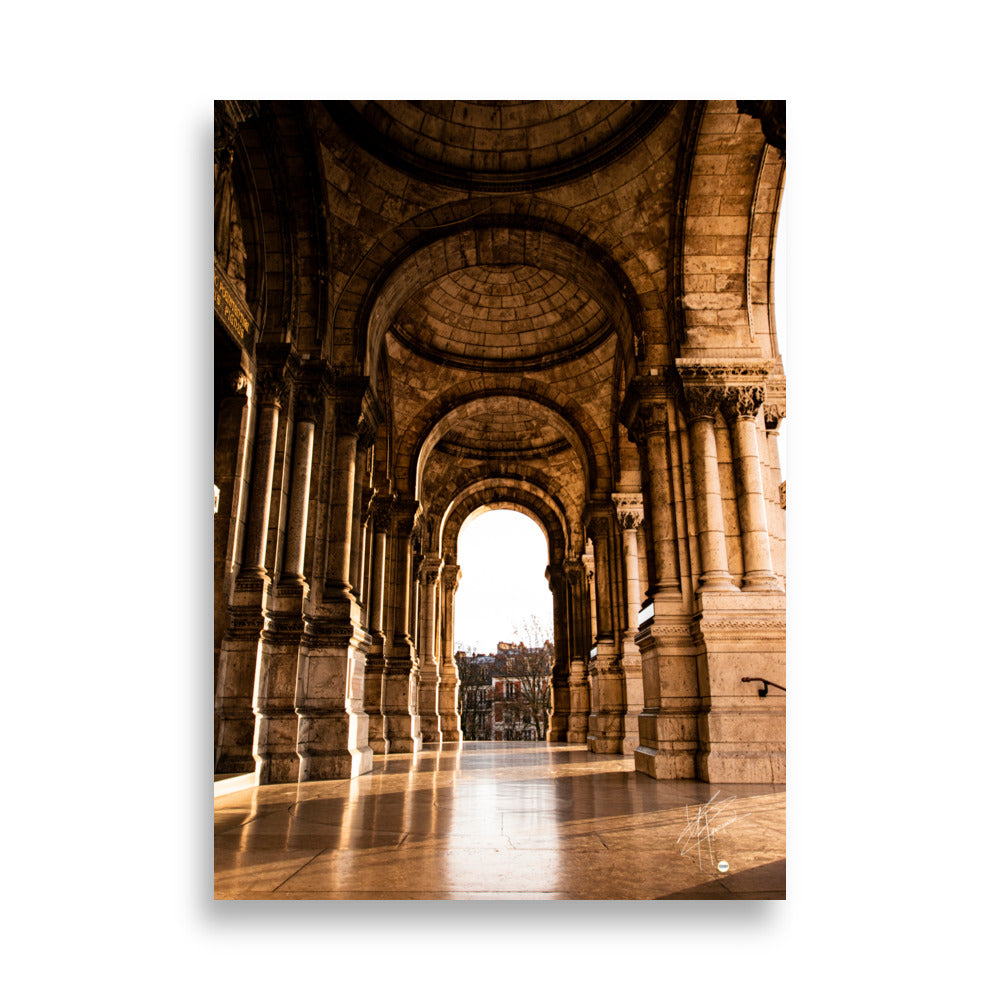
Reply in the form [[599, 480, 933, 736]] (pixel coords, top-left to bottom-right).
[[457, 641, 552, 741]]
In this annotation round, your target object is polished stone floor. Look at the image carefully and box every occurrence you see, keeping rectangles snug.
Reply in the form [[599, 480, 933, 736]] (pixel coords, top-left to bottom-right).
[[215, 742, 785, 900]]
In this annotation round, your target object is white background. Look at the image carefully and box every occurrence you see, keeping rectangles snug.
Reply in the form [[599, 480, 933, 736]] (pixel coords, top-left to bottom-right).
[[3, 2, 996, 996]]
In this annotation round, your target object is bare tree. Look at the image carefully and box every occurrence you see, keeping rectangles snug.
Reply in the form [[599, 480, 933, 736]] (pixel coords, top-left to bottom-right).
[[456, 645, 495, 741], [505, 616, 553, 740]]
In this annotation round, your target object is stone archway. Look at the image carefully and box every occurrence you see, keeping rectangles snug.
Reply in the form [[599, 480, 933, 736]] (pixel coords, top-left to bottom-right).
[[214, 99, 786, 788]]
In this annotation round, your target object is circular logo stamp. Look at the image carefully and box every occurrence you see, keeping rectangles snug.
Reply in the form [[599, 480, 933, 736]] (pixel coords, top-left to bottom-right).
[[717, 861, 730, 872]]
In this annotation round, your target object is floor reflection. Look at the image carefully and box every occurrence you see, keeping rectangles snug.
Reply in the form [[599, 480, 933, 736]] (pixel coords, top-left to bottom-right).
[[214, 742, 785, 899]]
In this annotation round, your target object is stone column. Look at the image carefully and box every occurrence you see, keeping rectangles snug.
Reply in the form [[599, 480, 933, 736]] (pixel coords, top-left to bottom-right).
[[620, 374, 701, 779], [417, 554, 443, 743], [437, 563, 463, 742], [563, 558, 591, 743], [545, 563, 570, 742], [381, 499, 422, 753], [764, 403, 787, 587], [295, 378, 380, 781], [362, 495, 391, 753], [215, 366, 286, 774], [722, 386, 780, 591], [214, 368, 252, 719], [586, 509, 625, 754], [252, 386, 319, 784], [612, 494, 645, 755], [683, 386, 739, 592]]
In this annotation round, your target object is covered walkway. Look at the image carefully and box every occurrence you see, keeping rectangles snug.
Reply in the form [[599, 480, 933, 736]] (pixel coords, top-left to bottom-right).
[[215, 743, 785, 899]]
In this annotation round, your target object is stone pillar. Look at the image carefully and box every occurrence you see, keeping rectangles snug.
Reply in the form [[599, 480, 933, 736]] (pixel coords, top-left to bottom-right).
[[215, 365, 286, 774], [763, 403, 786, 587], [294, 378, 380, 781], [417, 554, 443, 743], [683, 387, 740, 592], [438, 563, 463, 742], [585, 509, 625, 754], [620, 375, 701, 779], [546, 563, 570, 742], [721, 387, 780, 591], [381, 499, 422, 754], [362, 495, 391, 753], [252, 387, 318, 784], [563, 558, 591, 743], [214, 368, 252, 719], [612, 494, 645, 755]]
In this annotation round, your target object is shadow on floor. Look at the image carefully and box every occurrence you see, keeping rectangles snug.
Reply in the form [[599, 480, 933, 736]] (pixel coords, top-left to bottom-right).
[[656, 859, 786, 900]]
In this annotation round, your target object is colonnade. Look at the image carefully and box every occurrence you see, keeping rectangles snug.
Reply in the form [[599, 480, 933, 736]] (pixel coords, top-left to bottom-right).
[[215, 352, 785, 786]]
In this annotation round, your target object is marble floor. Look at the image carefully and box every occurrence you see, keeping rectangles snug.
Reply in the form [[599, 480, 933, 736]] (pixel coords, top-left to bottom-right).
[[214, 742, 785, 900]]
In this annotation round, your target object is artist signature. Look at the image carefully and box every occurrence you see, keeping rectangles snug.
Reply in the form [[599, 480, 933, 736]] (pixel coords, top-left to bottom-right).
[[676, 791, 750, 872]]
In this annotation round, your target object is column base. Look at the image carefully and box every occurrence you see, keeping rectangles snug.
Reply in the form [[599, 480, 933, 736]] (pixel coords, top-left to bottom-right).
[[215, 714, 256, 775], [634, 743, 698, 779], [383, 654, 422, 754], [253, 710, 301, 784], [696, 747, 785, 784]]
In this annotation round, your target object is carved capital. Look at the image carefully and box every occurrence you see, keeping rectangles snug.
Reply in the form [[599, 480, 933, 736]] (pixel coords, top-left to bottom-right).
[[255, 368, 288, 407], [720, 385, 765, 422], [418, 553, 441, 583], [612, 493, 645, 531], [368, 494, 395, 533], [226, 367, 249, 397], [441, 564, 462, 592], [334, 376, 384, 448], [764, 403, 786, 431], [294, 382, 324, 425], [619, 375, 675, 442], [682, 385, 724, 422]]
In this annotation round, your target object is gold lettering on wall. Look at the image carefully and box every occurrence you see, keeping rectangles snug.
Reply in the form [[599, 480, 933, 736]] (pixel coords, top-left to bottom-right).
[[214, 268, 251, 340]]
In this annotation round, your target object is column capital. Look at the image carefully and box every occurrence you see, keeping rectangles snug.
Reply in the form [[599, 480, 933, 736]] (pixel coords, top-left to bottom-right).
[[675, 360, 770, 423], [293, 382, 325, 424], [764, 403, 786, 431], [619, 374, 678, 440], [441, 563, 462, 591], [611, 493, 645, 531], [255, 366, 290, 407], [418, 554, 442, 586], [334, 375, 384, 447], [720, 385, 765, 422], [368, 493, 396, 533]]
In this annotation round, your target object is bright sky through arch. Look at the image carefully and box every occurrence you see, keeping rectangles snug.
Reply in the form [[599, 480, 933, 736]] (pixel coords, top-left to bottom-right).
[[454, 508, 553, 653]]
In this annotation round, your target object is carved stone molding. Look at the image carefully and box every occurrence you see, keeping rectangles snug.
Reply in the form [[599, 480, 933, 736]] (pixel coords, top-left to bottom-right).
[[368, 494, 395, 534], [224, 606, 264, 640], [681, 385, 725, 422], [619, 375, 676, 442], [333, 376, 384, 449], [227, 367, 249, 397], [612, 493, 645, 531], [441, 564, 462, 592], [255, 367, 289, 407], [695, 617, 786, 635], [720, 385, 765, 422], [294, 383, 324, 425], [418, 555, 442, 586], [764, 403, 786, 431], [261, 610, 305, 644]]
